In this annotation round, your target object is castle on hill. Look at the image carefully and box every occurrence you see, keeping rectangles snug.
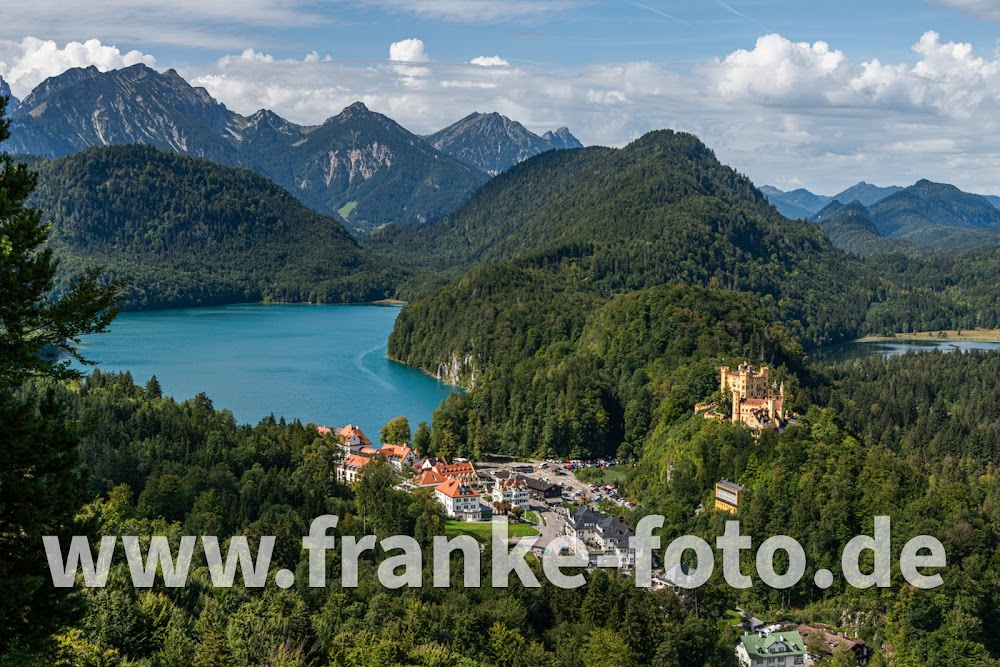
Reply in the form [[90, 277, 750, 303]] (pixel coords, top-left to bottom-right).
[[720, 362, 786, 430]]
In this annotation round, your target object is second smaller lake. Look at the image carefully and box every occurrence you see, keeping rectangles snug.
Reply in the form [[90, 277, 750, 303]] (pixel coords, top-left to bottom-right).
[[809, 339, 1000, 365]]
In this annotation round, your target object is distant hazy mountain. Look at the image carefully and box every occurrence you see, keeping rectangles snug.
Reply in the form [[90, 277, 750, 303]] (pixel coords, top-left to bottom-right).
[[811, 182, 1000, 255], [869, 180, 1000, 237], [983, 195, 1000, 209], [832, 181, 903, 207], [541, 127, 584, 150], [763, 181, 902, 219], [5, 64, 487, 234], [426, 112, 582, 175], [761, 185, 833, 218], [0, 76, 18, 114]]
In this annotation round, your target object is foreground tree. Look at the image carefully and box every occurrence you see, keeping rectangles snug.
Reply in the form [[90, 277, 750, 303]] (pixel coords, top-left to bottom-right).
[[379, 415, 411, 445], [0, 95, 121, 653]]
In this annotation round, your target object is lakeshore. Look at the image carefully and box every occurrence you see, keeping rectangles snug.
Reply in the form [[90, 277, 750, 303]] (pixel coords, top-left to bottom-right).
[[856, 328, 1000, 343]]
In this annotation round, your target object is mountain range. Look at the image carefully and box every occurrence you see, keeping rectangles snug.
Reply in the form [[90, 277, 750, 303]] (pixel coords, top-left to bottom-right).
[[1, 65, 581, 235], [761, 182, 906, 219], [426, 111, 582, 175], [812, 180, 1000, 255]]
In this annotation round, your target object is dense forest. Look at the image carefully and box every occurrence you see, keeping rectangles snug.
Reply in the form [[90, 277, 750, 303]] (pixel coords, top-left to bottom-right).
[[28, 145, 401, 309], [4, 372, 740, 667], [8, 94, 1000, 666]]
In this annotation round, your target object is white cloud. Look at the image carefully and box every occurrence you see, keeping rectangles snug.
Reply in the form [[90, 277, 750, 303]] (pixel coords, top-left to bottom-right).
[[933, 0, 1000, 20], [706, 31, 1000, 118], [389, 38, 429, 63], [470, 55, 509, 67], [710, 35, 846, 105], [0, 37, 155, 97], [361, 0, 580, 22], [0, 1, 326, 50]]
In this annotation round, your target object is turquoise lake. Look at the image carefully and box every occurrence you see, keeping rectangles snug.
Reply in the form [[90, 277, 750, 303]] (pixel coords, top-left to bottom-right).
[[74, 304, 459, 437]]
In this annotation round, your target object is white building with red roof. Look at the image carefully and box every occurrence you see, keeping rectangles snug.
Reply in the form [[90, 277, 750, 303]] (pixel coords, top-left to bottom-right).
[[337, 454, 372, 484], [337, 424, 372, 452], [435, 479, 482, 521], [431, 460, 478, 485], [360, 444, 417, 471], [411, 469, 449, 488], [491, 477, 530, 510]]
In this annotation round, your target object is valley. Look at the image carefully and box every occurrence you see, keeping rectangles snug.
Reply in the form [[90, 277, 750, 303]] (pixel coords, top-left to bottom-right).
[[6, 53, 1000, 667]]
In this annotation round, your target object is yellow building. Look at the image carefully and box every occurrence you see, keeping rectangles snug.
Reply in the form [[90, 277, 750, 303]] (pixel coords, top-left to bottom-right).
[[715, 480, 743, 514], [721, 362, 786, 430]]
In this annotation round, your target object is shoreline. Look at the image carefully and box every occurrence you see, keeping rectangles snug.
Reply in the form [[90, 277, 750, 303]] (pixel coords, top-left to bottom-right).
[[855, 328, 1000, 343]]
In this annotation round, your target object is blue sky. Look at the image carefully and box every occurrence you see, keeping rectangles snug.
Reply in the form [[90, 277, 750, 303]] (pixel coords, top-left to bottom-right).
[[2, 0, 1000, 193]]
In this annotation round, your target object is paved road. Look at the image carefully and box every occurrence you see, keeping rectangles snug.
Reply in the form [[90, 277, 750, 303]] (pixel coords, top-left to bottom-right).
[[532, 506, 565, 550]]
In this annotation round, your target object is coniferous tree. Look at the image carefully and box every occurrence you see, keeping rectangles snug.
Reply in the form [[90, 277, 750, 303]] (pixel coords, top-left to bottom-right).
[[0, 96, 121, 652]]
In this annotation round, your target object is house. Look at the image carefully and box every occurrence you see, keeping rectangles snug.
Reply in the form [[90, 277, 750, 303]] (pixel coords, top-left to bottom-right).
[[317, 426, 334, 436], [565, 506, 602, 544], [411, 469, 449, 489], [492, 477, 530, 510], [736, 631, 806, 667], [336, 454, 372, 484], [715, 480, 743, 514], [522, 477, 562, 499], [420, 456, 448, 471], [565, 506, 634, 568], [337, 424, 372, 452], [435, 479, 482, 521], [795, 625, 872, 666], [593, 515, 636, 567], [360, 444, 417, 471], [431, 460, 479, 485]]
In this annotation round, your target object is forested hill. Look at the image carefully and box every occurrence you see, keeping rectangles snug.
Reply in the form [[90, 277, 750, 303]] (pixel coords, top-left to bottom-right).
[[376, 130, 876, 348], [30, 145, 399, 309]]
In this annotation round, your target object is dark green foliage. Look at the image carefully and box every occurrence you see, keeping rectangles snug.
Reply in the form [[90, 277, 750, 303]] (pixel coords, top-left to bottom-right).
[[7, 371, 735, 666], [375, 130, 879, 348], [0, 96, 120, 651], [28, 145, 400, 309], [393, 275, 803, 459]]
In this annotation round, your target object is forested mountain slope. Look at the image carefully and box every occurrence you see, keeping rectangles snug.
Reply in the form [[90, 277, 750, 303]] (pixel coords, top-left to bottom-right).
[[378, 130, 881, 347], [30, 145, 399, 308]]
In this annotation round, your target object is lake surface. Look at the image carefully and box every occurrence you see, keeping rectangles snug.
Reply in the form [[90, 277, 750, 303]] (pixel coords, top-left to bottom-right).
[[74, 304, 459, 437], [809, 339, 1000, 365]]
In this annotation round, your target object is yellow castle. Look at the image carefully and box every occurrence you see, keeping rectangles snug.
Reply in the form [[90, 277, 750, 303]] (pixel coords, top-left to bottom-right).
[[720, 362, 786, 430]]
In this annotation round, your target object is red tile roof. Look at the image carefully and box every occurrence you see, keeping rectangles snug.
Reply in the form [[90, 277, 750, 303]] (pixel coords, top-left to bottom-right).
[[411, 470, 448, 487], [433, 461, 477, 476], [317, 426, 334, 436], [342, 454, 372, 469], [338, 424, 372, 445], [496, 477, 527, 491], [435, 478, 479, 499]]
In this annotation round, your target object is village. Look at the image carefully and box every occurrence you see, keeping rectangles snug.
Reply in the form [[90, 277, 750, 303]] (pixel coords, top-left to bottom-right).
[[318, 364, 870, 666]]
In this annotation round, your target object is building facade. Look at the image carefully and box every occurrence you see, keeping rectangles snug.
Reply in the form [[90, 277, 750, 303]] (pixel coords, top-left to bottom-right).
[[337, 454, 372, 484], [435, 479, 482, 521], [736, 632, 807, 667], [715, 480, 743, 514], [721, 363, 787, 429], [492, 477, 530, 510]]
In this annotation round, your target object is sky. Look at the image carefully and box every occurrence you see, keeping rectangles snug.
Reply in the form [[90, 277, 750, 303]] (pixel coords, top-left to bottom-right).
[[2, 0, 1000, 194]]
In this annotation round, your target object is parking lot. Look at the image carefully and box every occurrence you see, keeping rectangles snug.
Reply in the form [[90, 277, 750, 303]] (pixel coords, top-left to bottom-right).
[[477, 459, 630, 508]]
